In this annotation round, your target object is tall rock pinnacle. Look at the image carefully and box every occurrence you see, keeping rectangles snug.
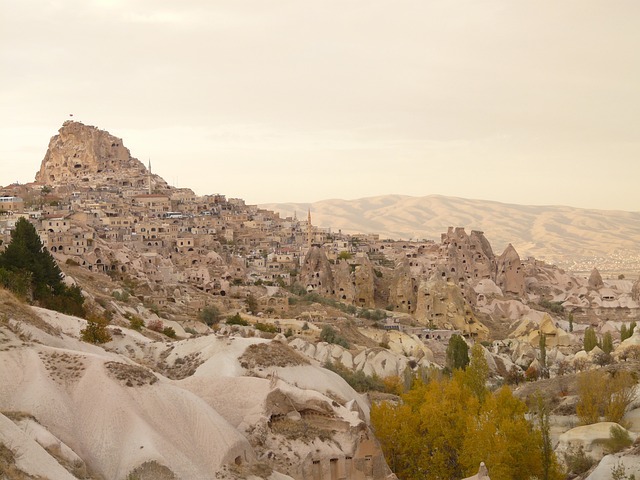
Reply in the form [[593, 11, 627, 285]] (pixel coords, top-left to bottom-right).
[[35, 121, 169, 190]]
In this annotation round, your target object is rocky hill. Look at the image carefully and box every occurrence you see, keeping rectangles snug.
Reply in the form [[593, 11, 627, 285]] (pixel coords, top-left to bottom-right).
[[261, 195, 640, 272], [35, 120, 170, 191]]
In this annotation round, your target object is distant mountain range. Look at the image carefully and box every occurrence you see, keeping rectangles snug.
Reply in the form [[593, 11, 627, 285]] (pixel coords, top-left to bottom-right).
[[261, 194, 640, 273]]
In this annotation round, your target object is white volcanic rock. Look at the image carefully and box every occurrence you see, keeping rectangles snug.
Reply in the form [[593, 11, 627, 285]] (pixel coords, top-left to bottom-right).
[[289, 337, 432, 379], [585, 453, 640, 480], [557, 423, 637, 462], [0, 414, 77, 480], [623, 408, 640, 433], [0, 303, 393, 479]]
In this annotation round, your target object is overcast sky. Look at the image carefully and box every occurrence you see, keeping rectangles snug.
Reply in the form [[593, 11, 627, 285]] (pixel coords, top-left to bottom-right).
[[1, 0, 639, 210]]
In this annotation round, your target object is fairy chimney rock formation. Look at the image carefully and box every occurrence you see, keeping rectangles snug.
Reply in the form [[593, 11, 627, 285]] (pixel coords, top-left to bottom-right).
[[36, 121, 169, 190], [333, 259, 356, 304], [389, 257, 417, 314], [440, 228, 496, 285], [496, 244, 526, 296], [300, 246, 335, 296], [588, 267, 604, 289], [353, 253, 376, 308]]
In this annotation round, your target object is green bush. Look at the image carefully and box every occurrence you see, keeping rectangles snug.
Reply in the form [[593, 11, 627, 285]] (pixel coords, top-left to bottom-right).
[[319, 325, 349, 348], [162, 326, 176, 338], [128, 316, 145, 331], [81, 318, 112, 344], [227, 313, 248, 326], [199, 305, 221, 326], [605, 425, 633, 454], [539, 299, 564, 314], [255, 322, 277, 333], [324, 360, 384, 392]]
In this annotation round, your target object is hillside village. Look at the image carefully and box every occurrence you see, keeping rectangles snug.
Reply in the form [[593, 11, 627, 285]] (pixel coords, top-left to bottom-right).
[[1, 121, 640, 480]]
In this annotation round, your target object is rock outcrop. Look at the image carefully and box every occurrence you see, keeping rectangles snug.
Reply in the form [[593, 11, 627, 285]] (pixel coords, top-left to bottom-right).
[[414, 276, 489, 338], [588, 267, 604, 289], [36, 121, 169, 190], [496, 244, 526, 296], [300, 246, 334, 296], [388, 258, 416, 314], [353, 253, 376, 308]]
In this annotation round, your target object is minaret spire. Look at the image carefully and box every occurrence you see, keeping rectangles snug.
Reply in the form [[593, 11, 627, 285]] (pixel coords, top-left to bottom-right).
[[307, 208, 312, 250], [148, 158, 152, 195]]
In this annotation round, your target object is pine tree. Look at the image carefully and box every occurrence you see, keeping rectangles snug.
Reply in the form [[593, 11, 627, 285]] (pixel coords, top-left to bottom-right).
[[0, 218, 84, 316], [0, 217, 63, 295]]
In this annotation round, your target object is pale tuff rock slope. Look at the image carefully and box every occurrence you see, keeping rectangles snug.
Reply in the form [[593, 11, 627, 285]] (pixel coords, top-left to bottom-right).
[[0, 292, 393, 480], [262, 195, 640, 270]]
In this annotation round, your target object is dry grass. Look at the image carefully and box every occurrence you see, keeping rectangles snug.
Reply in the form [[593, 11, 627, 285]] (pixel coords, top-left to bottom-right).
[[158, 352, 203, 380], [39, 351, 86, 383], [126, 460, 176, 480], [0, 288, 60, 338], [0, 443, 45, 480], [239, 341, 310, 370], [104, 361, 158, 387]]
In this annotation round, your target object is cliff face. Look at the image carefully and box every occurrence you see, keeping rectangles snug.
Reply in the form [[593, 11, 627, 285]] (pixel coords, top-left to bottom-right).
[[35, 121, 168, 190]]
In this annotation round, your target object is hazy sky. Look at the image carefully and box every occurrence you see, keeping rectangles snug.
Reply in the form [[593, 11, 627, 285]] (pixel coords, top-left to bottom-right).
[[1, 0, 639, 210]]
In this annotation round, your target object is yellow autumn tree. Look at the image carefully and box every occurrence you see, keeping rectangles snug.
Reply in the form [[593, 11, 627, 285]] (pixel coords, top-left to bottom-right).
[[371, 360, 564, 480]]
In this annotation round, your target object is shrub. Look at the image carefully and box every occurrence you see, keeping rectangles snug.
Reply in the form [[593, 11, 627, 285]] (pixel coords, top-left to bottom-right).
[[245, 294, 258, 313], [226, 313, 248, 326], [324, 360, 384, 392], [199, 305, 221, 326], [81, 318, 112, 344], [505, 365, 524, 385], [128, 316, 144, 331], [539, 299, 564, 314], [162, 326, 176, 338], [255, 322, 277, 333], [319, 325, 349, 348], [563, 445, 595, 475], [605, 425, 633, 454], [147, 319, 164, 332], [284, 328, 293, 338], [112, 290, 130, 302]]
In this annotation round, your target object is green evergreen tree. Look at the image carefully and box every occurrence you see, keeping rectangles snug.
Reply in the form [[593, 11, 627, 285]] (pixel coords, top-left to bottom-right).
[[0, 218, 85, 316], [620, 324, 629, 342], [583, 327, 598, 352], [602, 332, 614, 354], [0, 218, 63, 295], [446, 334, 470, 371]]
